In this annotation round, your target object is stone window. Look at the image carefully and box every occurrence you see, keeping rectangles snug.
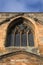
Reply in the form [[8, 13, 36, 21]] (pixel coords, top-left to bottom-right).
[[5, 18, 34, 47]]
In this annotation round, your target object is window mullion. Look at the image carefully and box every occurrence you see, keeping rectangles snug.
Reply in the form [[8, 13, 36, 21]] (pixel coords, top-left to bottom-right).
[[27, 32, 29, 47], [27, 30, 30, 46]]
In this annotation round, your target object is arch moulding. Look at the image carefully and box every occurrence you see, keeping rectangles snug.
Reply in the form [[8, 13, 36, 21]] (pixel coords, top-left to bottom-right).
[[7, 15, 38, 48]]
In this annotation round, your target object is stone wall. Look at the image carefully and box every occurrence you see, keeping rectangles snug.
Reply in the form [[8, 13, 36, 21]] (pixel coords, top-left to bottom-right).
[[0, 13, 43, 55]]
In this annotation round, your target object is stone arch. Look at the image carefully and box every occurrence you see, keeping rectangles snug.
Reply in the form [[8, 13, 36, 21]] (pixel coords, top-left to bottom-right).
[[5, 16, 38, 48]]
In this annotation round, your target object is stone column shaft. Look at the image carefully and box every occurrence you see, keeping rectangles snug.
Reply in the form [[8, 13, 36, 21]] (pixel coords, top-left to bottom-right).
[[27, 32, 29, 46]]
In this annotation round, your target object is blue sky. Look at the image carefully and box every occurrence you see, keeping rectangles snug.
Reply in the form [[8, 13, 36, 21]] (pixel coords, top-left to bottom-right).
[[0, 0, 43, 12]]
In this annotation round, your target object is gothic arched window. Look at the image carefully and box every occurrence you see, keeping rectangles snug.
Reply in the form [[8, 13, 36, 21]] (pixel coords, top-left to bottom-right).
[[5, 18, 34, 47]]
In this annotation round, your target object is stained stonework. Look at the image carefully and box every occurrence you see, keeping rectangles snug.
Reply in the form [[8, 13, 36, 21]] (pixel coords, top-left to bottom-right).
[[0, 50, 43, 65], [0, 13, 43, 56]]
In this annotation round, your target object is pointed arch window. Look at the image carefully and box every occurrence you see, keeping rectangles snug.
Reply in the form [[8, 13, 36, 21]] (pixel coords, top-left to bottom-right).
[[5, 18, 34, 47]]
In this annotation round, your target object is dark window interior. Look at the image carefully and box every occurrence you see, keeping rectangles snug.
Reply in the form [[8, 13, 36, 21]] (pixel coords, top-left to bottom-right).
[[14, 33, 20, 46], [28, 32, 34, 46], [21, 33, 27, 46]]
